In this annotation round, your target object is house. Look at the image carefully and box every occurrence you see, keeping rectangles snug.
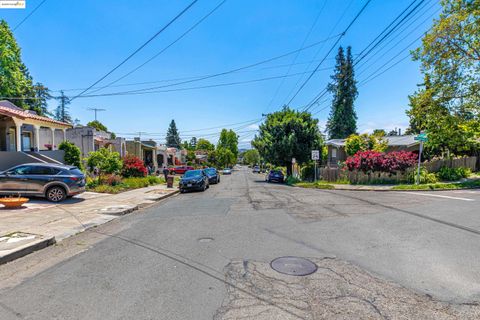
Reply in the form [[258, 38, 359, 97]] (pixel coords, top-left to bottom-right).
[[325, 135, 420, 167], [0, 100, 71, 152], [126, 138, 158, 170], [66, 126, 126, 158], [0, 100, 71, 170]]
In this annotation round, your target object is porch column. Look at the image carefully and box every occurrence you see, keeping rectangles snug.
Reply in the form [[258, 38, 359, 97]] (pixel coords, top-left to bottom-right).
[[51, 128, 56, 150], [33, 125, 40, 152], [13, 119, 23, 151], [62, 128, 66, 142]]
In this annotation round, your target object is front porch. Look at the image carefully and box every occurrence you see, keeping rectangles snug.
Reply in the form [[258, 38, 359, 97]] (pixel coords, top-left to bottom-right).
[[0, 101, 71, 152]]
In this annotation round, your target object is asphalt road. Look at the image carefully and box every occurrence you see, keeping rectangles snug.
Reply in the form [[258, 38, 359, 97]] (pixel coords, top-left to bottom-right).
[[0, 166, 479, 319]]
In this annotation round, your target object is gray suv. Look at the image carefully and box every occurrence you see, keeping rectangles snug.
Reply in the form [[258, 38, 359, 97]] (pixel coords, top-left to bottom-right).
[[0, 163, 86, 202]]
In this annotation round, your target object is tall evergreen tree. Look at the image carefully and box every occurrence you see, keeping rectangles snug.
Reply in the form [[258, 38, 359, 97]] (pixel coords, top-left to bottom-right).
[[166, 119, 181, 148], [31, 82, 52, 116], [326, 46, 358, 139], [54, 91, 72, 123]]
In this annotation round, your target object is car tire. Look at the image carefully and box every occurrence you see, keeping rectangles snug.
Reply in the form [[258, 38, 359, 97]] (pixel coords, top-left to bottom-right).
[[46, 186, 66, 202]]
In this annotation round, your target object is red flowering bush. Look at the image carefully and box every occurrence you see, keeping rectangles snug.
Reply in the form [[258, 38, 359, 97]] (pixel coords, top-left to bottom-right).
[[122, 154, 147, 177], [345, 150, 417, 173]]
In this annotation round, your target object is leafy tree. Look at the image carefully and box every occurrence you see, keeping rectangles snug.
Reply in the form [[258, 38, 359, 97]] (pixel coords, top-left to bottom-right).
[[387, 129, 399, 136], [326, 46, 358, 139], [58, 141, 82, 169], [87, 120, 108, 132], [86, 148, 122, 178], [217, 129, 239, 158], [243, 149, 260, 165], [216, 147, 235, 168], [54, 91, 72, 123], [196, 138, 215, 151], [0, 20, 45, 112], [407, 0, 480, 156], [345, 133, 388, 156], [252, 107, 323, 176], [166, 120, 181, 148], [186, 150, 196, 163], [372, 129, 386, 137], [189, 137, 197, 150]]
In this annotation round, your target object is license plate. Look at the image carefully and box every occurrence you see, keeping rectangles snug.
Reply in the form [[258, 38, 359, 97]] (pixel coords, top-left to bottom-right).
[[187, 184, 192, 187]]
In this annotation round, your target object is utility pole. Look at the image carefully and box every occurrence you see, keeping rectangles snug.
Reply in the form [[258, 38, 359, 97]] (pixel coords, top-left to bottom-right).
[[87, 108, 106, 121]]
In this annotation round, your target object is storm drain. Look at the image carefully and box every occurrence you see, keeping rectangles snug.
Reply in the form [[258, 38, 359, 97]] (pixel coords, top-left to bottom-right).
[[270, 256, 318, 276], [198, 237, 214, 243]]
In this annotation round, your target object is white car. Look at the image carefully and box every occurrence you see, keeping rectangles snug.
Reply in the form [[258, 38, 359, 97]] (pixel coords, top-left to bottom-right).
[[222, 168, 232, 175]]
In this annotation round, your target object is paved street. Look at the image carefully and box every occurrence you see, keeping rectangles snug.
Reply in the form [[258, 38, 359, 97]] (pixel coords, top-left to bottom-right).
[[0, 166, 479, 319]]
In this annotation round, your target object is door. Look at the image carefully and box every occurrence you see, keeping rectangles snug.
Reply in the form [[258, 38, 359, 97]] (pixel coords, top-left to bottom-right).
[[24, 166, 60, 193], [0, 165, 31, 194]]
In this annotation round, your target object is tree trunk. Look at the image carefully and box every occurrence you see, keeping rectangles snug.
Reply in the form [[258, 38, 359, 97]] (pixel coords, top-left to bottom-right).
[[286, 163, 292, 177]]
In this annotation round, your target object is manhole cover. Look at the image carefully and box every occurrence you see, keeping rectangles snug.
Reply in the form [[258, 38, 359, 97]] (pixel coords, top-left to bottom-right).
[[270, 256, 317, 276], [198, 237, 214, 243]]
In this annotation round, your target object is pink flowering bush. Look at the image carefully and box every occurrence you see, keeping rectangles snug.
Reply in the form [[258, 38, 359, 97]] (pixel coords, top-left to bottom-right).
[[345, 150, 417, 173]]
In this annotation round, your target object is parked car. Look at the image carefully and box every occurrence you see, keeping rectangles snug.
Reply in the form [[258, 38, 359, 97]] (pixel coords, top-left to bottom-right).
[[0, 163, 86, 202], [203, 168, 220, 184], [266, 170, 284, 183], [252, 165, 260, 173], [179, 169, 209, 193], [222, 168, 232, 175], [169, 166, 194, 175]]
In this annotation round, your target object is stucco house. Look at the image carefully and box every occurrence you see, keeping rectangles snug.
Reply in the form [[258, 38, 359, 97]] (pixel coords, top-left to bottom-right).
[[0, 100, 71, 152], [66, 126, 126, 158], [126, 138, 159, 170], [325, 135, 420, 167], [0, 100, 72, 170]]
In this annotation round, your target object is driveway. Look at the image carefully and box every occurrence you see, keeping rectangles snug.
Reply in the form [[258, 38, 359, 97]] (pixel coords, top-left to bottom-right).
[[0, 167, 478, 319]]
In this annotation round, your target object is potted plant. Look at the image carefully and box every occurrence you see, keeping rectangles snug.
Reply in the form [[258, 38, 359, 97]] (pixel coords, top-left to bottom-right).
[[0, 195, 29, 208]]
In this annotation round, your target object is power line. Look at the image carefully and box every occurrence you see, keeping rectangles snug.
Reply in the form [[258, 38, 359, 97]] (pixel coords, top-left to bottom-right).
[[69, 67, 335, 99], [13, 0, 48, 31], [282, 0, 355, 106], [303, 0, 428, 112], [88, 0, 228, 95], [264, 0, 328, 113], [70, 0, 199, 101], [286, 0, 372, 106], [88, 33, 342, 96]]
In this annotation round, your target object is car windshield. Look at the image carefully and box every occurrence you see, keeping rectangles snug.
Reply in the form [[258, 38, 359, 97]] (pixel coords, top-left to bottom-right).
[[183, 170, 202, 178], [271, 170, 282, 175], [223, 168, 230, 171], [206, 168, 216, 174]]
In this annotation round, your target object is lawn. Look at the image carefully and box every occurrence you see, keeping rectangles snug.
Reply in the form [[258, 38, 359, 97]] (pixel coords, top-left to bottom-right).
[[392, 179, 480, 190]]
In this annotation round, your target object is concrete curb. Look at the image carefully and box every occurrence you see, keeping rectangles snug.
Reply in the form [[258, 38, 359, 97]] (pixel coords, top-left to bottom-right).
[[0, 189, 179, 265], [0, 236, 55, 265]]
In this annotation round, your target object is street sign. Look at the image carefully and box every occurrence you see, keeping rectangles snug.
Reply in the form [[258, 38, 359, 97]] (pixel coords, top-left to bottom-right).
[[414, 133, 428, 142], [311, 150, 320, 160]]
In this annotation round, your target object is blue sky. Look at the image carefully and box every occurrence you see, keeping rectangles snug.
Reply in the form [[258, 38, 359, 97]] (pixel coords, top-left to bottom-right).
[[1, 0, 439, 147]]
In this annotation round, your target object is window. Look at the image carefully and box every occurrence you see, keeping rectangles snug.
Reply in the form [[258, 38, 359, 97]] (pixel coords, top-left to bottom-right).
[[332, 148, 337, 158]]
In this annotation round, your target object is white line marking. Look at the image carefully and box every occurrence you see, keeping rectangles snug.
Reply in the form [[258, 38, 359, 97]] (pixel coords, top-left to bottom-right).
[[407, 192, 475, 201]]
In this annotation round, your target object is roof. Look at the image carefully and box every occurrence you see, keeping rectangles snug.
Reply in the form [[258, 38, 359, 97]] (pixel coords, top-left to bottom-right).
[[326, 135, 420, 148], [0, 100, 71, 127]]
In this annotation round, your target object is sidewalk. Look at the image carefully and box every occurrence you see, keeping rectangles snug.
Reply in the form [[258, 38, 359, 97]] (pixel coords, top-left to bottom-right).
[[330, 184, 394, 191], [0, 184, 178, 264]]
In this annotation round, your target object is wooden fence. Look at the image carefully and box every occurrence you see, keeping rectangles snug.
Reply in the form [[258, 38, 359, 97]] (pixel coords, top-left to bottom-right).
[[422, 156, 477, 173], [318, 156, 477, 183]]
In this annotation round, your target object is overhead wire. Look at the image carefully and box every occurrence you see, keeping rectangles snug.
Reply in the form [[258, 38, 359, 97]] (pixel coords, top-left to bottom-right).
[[69, 0, 199, 101]]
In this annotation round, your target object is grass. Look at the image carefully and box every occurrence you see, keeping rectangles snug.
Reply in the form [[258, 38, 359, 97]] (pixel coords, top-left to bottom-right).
[[87, 176, 167, 194], [293, 181, 335, 189], [392, 179, 480, 190]]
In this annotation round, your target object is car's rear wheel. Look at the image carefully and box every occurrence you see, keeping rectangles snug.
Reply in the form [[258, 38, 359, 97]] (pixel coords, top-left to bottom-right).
[[46, 186, 66, 202]]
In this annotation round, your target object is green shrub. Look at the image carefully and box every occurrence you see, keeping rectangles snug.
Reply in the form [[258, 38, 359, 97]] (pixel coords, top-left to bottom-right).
[[301, 163, 316, 181], [285, 176, 301, 185], [407, 167, 438, 184], [437, 166, 471, 181], [59, 141, 83, 169]]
